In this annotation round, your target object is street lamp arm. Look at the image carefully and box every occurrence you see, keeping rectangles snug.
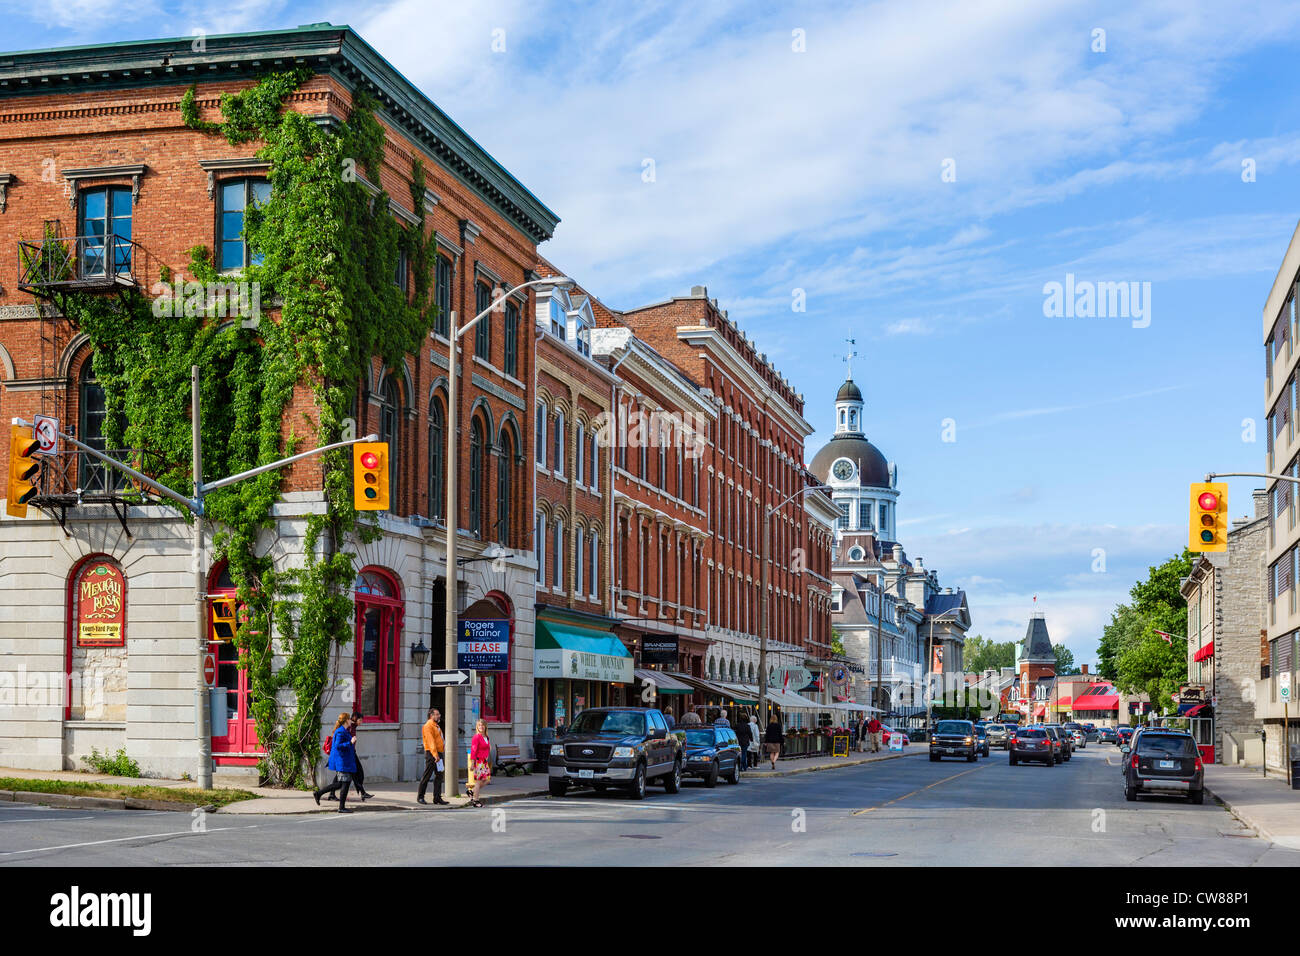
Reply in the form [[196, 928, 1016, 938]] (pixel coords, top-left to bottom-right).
[[454, 278, 571, 340], [767, 482, 835, 516], [1205, 471, 1300, 485]]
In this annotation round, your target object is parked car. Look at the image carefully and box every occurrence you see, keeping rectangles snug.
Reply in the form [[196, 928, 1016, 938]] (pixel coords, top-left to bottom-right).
[[1009, 725, 1055, 766], [681, 725, 742, 787], [984, 723, 1011, 749], [1063, 722, 1087, 749], [973, 724, 992, 757], [1081, 722, 1099, 741], [1097, 727, 1119, 744], [548, 707, 683, 799], [1122, 729, 1205, 803], [929, 719, 977, 762], [1041, 725, 1071, 761]]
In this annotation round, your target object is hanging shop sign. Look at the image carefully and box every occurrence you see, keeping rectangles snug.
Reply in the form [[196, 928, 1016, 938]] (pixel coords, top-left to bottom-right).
[[641, 635, 678, 666], [75, 561, 126, 647]]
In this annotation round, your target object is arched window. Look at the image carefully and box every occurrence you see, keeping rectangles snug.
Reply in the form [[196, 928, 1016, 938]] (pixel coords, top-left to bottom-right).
[[496, 424, 514, 546], [552, 517, 564, 589], [428, 393, 445, 519], [469, 418, 484, 537], [379, 373, 401, 508], [575, 526, 585, 598], [589, 531, 599, 598], [535, 402, 547, 467], [575, 421, 585, 486], [354, 567, 402, 722], [552, 411, 565, 476]]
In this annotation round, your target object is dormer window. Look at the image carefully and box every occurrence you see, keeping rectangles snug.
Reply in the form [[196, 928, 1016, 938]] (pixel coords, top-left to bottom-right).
[[550, 300, 566, 338]]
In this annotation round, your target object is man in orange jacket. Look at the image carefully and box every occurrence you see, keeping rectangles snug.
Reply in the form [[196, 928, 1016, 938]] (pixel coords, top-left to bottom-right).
[[417, 708, 448, 805]]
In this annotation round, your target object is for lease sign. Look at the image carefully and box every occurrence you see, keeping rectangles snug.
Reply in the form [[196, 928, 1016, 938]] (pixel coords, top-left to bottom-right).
[[458, 618, 509, 672]]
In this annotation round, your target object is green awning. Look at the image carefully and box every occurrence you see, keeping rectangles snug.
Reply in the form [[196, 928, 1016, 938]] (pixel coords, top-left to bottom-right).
[[534, 620, 633, 683]]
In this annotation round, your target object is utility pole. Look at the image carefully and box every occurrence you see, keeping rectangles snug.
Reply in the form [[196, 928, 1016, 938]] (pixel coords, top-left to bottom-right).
[[759, 483, 833, 725], [443, 276, 573, 797]]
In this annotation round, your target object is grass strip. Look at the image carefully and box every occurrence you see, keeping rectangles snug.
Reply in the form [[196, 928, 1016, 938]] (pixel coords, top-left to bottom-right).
[[0, 777, 257, 809]]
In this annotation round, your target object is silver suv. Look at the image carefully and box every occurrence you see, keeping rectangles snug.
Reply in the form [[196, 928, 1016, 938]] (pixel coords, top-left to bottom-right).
[[983, 723, 1011, 749]]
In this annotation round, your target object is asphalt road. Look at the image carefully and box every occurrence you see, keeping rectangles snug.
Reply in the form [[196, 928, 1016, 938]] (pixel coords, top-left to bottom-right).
[[2, 746, 1295, 866]]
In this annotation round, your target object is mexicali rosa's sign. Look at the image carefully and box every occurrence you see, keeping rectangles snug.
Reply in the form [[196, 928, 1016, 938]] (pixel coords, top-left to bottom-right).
[[76, 561, 126, 647]]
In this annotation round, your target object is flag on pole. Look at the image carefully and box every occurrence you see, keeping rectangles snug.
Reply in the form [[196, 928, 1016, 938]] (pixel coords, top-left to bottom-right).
[[782, 670, 790, 693], [1154, 630, 1174, 646]]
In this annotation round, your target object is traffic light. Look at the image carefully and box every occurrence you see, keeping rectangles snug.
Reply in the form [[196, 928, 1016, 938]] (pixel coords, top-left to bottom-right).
[[352, 441, 390, 510], [210, 597, 237, 641], [1188, 482, 1227, 552], [6, 424, 40, 518]]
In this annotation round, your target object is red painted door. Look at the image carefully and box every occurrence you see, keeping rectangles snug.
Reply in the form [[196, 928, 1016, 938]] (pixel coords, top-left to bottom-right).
[[209, 595, 263, 762]]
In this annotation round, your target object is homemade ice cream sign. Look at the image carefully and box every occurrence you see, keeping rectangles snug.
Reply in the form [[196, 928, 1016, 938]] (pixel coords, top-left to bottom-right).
[[457, 618, 509, 672], [76, 561, 126, 647]]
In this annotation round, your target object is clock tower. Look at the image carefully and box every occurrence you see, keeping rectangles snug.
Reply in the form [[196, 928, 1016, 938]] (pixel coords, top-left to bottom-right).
[[809, 375, 899, 545]]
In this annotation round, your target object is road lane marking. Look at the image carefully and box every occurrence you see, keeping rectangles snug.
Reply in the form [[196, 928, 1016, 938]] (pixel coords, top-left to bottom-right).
[[0, 824, 258, 858], [0, 816, 95, 824], [851, 764, 988, 815]]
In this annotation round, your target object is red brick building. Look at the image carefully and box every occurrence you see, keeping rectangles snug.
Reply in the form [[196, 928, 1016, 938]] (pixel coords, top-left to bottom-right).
[[0, 25, 557, 779]]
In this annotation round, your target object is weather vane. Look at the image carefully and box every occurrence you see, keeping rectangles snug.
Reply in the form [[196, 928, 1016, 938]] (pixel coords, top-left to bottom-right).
[[843, 336, 857, 379]]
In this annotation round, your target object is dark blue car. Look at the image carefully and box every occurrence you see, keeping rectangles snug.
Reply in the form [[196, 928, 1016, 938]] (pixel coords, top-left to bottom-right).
[[681, 726, 742, 787]]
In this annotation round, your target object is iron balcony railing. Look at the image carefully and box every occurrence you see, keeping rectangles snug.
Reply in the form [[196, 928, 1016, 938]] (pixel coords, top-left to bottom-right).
[[30, 447, 172, 504], [17, 233, 142, 293]]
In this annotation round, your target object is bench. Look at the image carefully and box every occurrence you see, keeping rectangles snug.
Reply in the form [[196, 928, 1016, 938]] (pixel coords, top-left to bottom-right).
[[494, 744, 531, 776]]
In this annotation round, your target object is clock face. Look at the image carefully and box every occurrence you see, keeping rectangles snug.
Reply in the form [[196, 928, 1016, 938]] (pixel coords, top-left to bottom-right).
[[832, 458, 854, 481]]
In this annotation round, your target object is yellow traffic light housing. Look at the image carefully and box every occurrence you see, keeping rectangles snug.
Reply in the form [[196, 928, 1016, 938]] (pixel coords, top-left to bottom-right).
[[353, 441, 390, 511], [1188, 482, 1227, 552], [210, 597, 238, 642], [6, 424, 40, 518]]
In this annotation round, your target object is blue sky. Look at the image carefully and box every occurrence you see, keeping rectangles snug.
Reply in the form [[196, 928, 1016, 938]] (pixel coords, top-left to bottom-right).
[[8, 0, 1298, 666]]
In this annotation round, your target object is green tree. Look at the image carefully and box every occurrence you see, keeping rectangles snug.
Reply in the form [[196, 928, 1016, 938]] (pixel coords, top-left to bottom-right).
[[1052, 643, 1075, 673], [1098, 550, 1192, 710], [831, 628, 845, 658], [965, 634, 1015, 671]]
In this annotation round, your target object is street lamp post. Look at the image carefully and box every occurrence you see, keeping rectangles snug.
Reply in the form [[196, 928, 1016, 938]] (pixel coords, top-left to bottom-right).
[[759, 483, 833, 726], [442, 275, 573, 797], [925, 609, 961, 733]]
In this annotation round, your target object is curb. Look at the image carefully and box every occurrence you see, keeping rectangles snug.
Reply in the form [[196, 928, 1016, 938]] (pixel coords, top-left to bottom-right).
[[1203, 785, 1278, 844], [218, 787, 553, 814], [2, 788, 210, 813]]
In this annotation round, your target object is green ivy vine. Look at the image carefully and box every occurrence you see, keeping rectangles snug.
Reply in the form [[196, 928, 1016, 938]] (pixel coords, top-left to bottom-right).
[[49, 71, 436, 786]]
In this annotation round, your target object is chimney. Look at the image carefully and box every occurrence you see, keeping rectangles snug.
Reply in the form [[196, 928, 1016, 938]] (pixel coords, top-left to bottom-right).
[[1081, 664, 1089, 675], [690, 285, 707, 297], [1253, 487, 1268, 520]]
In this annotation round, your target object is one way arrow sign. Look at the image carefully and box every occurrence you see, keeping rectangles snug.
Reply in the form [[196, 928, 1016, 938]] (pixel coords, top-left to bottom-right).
[[429, 668, 472, 688]]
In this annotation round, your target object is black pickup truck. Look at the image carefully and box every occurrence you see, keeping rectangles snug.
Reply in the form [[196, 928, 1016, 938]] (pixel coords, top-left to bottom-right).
[[547, 707, 683, 800]]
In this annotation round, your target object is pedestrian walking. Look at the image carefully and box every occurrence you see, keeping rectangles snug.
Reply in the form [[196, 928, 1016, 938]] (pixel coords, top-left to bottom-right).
[[747, 713, 761, 769], [327, 713, 373, 802], [735, 710, 752, 767], [314, 712, 358, 813], [857, 716, 868, 752], [713, 707, 731, 728], [664, 710, 675, 731], [417, 708, 448, 805], [867, 715, 883, 752], [764, 716, 784, 770], [467, 719, 492, 807]]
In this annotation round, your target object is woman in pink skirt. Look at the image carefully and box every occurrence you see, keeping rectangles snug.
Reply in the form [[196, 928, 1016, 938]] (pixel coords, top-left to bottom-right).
[[468, 718, 492, 808]]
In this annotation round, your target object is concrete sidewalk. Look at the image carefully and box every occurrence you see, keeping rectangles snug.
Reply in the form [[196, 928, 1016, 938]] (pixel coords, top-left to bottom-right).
[[1203, 763, 1300, 848]]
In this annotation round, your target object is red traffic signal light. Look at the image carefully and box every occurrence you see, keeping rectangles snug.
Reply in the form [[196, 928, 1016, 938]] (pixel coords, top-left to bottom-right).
[[1188, 482, 1227, 552], [6, 424, 41, 518], [353, 441, 390, 511]]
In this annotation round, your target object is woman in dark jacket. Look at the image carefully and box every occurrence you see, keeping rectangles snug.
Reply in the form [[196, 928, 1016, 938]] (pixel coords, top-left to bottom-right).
[[763, 716, 784, 770], [734, 711, 753, 769], [314, 713, 358, 813]]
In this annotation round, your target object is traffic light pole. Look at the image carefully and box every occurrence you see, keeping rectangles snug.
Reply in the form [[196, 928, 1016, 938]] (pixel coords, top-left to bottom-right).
[[18, 366, 377, 790]]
